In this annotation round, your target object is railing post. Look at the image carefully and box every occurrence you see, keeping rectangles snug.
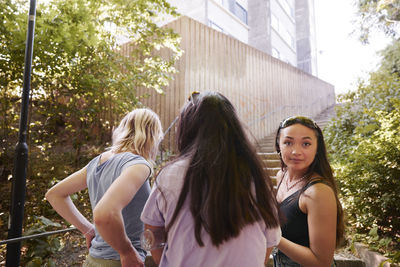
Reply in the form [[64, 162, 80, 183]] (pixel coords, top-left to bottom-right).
[[6, 0, 36, 266]]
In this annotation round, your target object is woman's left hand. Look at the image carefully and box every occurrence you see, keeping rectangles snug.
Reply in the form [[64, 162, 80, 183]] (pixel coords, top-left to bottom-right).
[[84, 226, 96, 249]]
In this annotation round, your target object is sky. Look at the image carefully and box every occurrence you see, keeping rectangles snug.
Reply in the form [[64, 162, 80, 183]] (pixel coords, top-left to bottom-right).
[[314, 0, 392, 95]]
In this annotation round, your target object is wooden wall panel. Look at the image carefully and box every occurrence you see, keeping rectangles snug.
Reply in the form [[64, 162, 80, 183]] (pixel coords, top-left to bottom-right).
[[120, 16, 335, 152]]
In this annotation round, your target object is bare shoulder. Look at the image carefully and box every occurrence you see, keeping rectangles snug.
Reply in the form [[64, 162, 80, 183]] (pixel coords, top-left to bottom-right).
[[122, 163, 151, 179], [305, 182, 334, 197], [300, 181, 336, 213], [304, 182, 335, 200]]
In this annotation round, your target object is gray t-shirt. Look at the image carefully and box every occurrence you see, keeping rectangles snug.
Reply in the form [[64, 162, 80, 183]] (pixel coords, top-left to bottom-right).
[[86, 152, 151, 260]]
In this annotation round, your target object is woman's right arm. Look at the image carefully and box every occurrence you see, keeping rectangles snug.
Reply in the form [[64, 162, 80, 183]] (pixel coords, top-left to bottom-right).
[[144, 224, 166, 265], [45, 167, 95, 247]]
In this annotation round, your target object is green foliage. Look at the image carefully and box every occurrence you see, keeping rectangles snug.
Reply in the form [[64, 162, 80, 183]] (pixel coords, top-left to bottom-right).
[[22, 216, 62, 267], [379, 39, 400, 75], [325, 63, 400, 261], [0, 0, 182, 250], [1, 0, 182, 152], [354, 0, 400, 43]]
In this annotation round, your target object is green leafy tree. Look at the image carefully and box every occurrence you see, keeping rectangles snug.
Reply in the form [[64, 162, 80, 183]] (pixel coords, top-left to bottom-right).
[[354, 0, 400, 43], [379, 39, 400, 75], [324, 46, 400, 258], [0, 0, 182, 260]]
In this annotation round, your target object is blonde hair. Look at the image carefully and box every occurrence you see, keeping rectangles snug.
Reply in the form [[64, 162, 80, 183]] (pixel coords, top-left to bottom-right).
[[111, 108, 163, 161]]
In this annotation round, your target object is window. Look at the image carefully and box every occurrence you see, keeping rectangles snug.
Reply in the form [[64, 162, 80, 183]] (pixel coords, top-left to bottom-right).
[[282, 29, 295, 49], [209, 20, 224, 33], [271, 13, 279, 31], [280, 0, 295, 20], [215, 0, 228, 8], [272, 47, 280, 59], [234, 2, 247, 24]]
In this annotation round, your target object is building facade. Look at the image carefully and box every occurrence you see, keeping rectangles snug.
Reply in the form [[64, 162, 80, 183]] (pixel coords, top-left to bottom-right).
[[167, 0, 318, 76]]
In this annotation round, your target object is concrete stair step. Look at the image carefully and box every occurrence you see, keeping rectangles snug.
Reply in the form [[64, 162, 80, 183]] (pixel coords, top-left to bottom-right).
[[257, 142, 275, 147], [258, 143, 275, 147], [334, 254, 365, 267], [262, 151, 276, 154], [256, 104, 340, 155], [258, 152, 279, 160], [258, 146, 275, 151], [263, 159, 281, 168], [258, 143, 274, 147], [258, 146, 274, 150], [264, 167, 280, 177]]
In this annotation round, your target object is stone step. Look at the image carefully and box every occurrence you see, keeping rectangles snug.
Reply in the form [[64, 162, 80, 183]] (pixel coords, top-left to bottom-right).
[[259, 139, 275, 142], [258, 152, 280, 160], [258, 146, 275, 150], [258, 143, 274, 147], [263, 159, 281, 168], [259, 148, 275, 153], [258, 140, 275, 144], [353, 242, 398, 267], [256, 104, 340, 155], [258, 143, 275, 148], [334, 253, 366, 267], [258, 144, 275, 149], [264, 167, 280, 177]]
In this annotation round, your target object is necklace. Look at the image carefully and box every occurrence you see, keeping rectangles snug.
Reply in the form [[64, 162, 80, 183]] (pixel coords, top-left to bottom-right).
[[285, 172, 307, 191]]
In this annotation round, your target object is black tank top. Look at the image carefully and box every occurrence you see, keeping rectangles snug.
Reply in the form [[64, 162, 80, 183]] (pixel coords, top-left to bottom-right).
[[277, 179, 327, 247]]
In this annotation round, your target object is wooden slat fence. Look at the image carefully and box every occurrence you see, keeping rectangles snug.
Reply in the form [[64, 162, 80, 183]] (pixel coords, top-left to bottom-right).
[[120, 16, 335, 153]]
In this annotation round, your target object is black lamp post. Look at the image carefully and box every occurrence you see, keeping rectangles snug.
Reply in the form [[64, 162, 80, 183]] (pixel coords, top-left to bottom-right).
[[6, 0, 37, 266]]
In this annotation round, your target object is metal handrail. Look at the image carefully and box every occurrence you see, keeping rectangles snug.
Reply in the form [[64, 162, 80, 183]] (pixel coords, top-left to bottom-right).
[[0, 227, 77, 245], [163, 116, 179, 137], [158, 115, 179, 162]]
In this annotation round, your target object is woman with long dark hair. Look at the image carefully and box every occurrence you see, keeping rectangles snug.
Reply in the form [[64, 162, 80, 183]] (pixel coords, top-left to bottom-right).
[[273, 116, 344, 266], [140, 91, 281, 266]]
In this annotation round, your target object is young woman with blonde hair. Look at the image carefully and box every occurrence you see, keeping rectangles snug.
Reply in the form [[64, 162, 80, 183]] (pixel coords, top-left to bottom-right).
[[46, 108, 163, 267]]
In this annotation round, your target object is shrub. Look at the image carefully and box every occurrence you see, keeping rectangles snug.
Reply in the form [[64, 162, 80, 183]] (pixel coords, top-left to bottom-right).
[[324, 70, 400, 260]]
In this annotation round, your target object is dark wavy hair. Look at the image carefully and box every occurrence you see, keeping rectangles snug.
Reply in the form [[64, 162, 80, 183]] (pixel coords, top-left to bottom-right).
[[275, 116, 345, 247], [165, 91, 279, 247]]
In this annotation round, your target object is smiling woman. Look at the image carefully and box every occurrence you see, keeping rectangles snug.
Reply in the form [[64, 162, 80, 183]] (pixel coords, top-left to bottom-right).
[[272, 116, 344, 267]]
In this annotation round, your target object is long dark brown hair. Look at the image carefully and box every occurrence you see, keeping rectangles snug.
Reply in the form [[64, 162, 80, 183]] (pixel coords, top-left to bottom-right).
[[275, 116, 345, 247], [164, 91, 279, 247]]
